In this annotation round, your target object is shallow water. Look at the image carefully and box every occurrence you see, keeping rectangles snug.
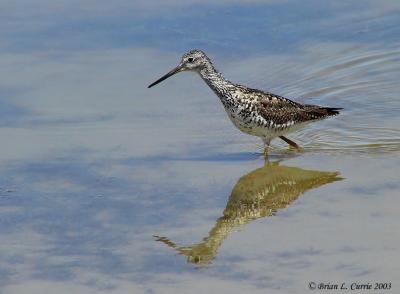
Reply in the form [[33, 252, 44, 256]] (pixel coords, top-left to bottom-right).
[[0, 1, 400, 293]]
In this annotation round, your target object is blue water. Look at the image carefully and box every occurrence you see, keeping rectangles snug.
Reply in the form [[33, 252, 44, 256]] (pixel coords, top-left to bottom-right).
[[0, 1, 399, 293]]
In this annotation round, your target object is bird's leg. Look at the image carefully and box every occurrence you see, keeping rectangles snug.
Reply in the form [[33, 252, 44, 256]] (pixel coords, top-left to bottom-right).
[[279, 135, 300, 150], [262, 138, 271, 160], [263, 145, 269, 158]]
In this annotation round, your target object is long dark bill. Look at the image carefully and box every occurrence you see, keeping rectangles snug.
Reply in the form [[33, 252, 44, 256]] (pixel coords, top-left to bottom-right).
[[148, 66, 181, 88]]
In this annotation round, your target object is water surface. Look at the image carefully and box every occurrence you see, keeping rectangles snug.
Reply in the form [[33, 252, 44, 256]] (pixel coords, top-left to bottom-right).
[[0, 0, 399, 293]]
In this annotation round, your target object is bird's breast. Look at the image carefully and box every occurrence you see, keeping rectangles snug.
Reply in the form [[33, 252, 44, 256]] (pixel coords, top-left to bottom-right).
[[223, 104, 266, 137]]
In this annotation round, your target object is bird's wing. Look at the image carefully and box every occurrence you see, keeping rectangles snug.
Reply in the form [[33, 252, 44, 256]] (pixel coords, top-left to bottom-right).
[[256, 92, 341, 125]]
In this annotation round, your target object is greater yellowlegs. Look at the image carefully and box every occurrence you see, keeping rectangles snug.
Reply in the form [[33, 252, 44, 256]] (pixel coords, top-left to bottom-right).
[[148, 49, 342, 156]]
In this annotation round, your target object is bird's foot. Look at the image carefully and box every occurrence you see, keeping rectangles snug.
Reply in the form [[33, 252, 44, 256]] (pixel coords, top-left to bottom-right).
[[279, 136, 302, 151]]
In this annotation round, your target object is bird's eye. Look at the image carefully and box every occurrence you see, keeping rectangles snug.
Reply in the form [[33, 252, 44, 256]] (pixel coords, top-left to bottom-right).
[[187, 57, 194, 62]]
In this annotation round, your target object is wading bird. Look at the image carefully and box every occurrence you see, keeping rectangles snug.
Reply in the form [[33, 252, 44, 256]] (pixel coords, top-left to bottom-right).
[[148, 50, 342, 157]]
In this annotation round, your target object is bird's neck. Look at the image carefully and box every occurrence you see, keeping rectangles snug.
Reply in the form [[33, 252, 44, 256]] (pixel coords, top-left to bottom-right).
[[198, 64, 233, 98]]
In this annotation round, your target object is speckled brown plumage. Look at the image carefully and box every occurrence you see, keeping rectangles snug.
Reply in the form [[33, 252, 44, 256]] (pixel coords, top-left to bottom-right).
[[258, 92, 341, 125]]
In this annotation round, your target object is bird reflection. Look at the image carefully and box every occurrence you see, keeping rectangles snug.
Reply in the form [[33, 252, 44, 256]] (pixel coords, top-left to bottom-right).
[[154, 161, 343, 265]]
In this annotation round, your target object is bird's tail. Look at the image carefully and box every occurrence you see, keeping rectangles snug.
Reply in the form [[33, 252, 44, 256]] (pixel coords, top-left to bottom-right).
[[323, 107, 343, 116], [304, 105, 343, 120]]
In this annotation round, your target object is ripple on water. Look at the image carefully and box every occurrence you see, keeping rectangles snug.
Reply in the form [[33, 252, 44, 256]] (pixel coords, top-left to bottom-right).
[[290, 125, 400, 155], [254, 45, 400, 156]]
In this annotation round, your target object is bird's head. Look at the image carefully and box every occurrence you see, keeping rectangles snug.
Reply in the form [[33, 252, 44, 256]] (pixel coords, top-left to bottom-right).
[[148, 49, 211, 88]]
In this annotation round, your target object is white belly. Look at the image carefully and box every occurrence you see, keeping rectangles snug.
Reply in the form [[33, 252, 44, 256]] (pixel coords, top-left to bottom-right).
[[225, 109, 267, 137], [224, 108, 310, 140]]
